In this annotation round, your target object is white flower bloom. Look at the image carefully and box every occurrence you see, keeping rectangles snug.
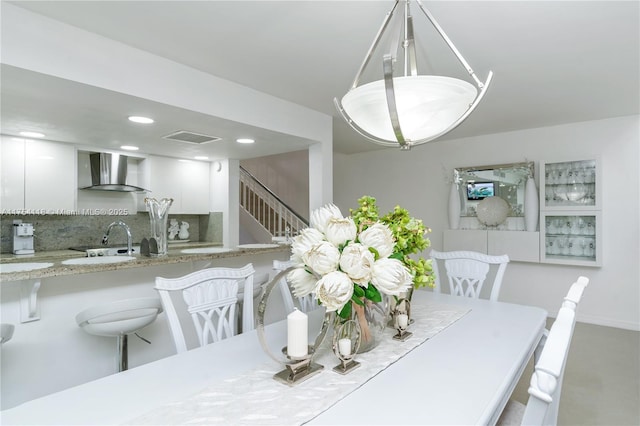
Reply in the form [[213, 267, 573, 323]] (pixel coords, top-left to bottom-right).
[[358, 222, 395, 259], [325, 217, 357, 247], [287, 267, 318, 298], [371, 258, 413, 296], [310, 203, 343, 234], [302, 241, 340, 276], [315, 271, 354, 312], [339, 242, 374, 287], [290, 227, 324, 262]]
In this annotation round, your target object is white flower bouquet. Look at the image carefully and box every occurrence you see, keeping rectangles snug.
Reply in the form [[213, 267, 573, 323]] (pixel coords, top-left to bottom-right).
[[287, 203, 414, 320]]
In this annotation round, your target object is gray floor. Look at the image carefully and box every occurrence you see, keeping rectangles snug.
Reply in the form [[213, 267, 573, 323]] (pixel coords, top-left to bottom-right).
[[512, 320, 640, 425]]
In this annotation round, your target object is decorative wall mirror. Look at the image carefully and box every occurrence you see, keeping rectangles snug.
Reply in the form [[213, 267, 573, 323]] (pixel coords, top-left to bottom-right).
[[454, 162, 534, 219]]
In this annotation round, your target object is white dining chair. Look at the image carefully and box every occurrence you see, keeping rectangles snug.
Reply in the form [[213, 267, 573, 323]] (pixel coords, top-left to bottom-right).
[[430, 250, 510, 301], [498, 276, 589, 426], [562, 276, 589, 311], [154, 263, 255, 354], [497, 306, 578, 426], [534, 276, 590, 364], [273, 259, 316, 313]]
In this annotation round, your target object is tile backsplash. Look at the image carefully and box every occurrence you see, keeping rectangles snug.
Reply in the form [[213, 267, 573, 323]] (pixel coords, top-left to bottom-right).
[[0, 212, 222, 253]]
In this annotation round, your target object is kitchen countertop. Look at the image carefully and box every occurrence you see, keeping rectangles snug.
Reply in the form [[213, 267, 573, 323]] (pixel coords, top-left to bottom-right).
[[0, 242, 290, 282]]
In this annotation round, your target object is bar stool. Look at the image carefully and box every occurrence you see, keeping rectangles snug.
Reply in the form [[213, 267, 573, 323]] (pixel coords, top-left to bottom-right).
[[76, 297, 163, 372], [1, 323, 14, 344]]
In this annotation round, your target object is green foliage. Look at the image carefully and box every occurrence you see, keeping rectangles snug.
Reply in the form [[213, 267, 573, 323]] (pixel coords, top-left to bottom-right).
[[350, 195, 379, 231], [338, 301, 352, 319], [364, 284, 382, 303], [350, 195, 436, 289]]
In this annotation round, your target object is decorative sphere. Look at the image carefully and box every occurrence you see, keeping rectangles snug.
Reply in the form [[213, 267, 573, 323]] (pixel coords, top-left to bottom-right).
[[476, 196, 510, 226]]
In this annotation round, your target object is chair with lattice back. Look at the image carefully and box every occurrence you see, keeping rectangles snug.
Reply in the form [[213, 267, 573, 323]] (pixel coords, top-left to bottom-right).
[[154, 263, 255, 354], [430, 250, 510, 301]]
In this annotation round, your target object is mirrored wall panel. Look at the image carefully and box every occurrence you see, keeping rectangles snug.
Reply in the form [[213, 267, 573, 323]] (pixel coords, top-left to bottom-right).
[[454, 162, 534, 218]]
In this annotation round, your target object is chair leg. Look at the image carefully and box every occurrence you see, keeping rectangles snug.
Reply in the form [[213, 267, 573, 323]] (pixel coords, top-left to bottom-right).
[[117, 334, 128, 372]]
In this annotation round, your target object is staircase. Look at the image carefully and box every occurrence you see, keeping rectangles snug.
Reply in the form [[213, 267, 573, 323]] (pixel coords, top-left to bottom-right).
[[239, 167, 308, 241]]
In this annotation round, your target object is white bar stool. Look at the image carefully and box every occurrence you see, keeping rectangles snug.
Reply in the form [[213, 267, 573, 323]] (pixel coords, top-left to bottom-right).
[[75, 297, 163, 372], [1, 323, 15, 344]]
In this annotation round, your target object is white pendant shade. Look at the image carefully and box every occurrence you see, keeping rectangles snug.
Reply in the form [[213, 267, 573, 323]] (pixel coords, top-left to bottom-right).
[[341, 75, 477, 144]]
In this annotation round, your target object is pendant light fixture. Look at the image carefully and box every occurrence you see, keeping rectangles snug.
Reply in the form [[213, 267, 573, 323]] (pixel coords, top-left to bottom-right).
[[335, 0, 493, 150]]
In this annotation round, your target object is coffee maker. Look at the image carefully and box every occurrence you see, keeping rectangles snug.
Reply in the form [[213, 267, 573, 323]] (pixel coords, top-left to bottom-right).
[[13, 220, 35, 255]]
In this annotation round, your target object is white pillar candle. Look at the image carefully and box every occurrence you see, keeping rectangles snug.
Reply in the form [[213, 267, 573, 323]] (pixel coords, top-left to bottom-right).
[[398, 313, 409, 329], [338, 338, 352, 357], [287, 308, 308, 357]]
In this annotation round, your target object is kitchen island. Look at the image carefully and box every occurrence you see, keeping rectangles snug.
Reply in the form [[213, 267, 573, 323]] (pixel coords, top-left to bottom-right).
[[0, 242, 289, 282], [0, 242, 292, 410]]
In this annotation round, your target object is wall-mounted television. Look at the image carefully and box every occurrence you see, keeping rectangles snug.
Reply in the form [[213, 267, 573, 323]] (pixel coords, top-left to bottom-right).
[[467, 182, 495, 200]]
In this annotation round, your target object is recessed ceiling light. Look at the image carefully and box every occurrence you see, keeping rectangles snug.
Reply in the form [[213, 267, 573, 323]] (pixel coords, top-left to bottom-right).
[[128, 116, 154, 124], [121, 145, 139, 151], [236, 138, 255, 144], [194, 156, 209, 160], [19, 131, 45, 138]]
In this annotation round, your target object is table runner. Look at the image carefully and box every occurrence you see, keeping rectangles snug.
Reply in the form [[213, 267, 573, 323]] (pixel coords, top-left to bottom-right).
[[128, 302, 470, 425]]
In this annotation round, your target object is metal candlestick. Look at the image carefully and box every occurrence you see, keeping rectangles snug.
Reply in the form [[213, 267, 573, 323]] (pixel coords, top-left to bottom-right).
[[256, 267, 332, 386], [332, 319, 361, 374], [393, 299, 413, 341], [273, 346, 324, 385]]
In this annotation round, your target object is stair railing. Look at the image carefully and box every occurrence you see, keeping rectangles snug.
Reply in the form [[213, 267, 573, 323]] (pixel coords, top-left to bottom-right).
[[239, 167, 308, 239]]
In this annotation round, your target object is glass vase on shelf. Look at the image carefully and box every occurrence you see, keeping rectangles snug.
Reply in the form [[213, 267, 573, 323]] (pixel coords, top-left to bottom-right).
[[144, 197, 174, 256]]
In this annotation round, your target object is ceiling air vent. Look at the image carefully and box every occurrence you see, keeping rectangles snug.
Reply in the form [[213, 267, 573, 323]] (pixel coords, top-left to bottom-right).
[[162, 130, 221, 144]]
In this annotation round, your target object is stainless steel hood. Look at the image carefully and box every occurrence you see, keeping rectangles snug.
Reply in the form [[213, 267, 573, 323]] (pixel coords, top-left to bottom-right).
[[81, 152, 148, 192]]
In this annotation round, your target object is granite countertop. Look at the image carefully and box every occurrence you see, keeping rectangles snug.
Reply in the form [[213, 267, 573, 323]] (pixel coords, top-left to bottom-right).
[[0, 242, 291, 282]]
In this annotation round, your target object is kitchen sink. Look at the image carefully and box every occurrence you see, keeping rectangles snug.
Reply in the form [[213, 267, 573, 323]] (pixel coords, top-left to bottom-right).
[[181, 247, 233, 254], [69, 246, 141, 256], [236, 243, 280, 249], [0, 262, 54, 273], [61, 256, 136, 266]]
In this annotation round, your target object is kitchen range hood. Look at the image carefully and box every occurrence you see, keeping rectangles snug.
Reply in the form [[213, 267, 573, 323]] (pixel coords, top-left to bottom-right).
[[81, 152, 148, 192]]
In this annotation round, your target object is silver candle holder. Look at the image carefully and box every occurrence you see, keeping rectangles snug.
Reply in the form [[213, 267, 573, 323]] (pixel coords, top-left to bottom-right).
[[392, 299, 412, 341], [257, 266, 331, 386], [273, 345, 324, 385], [332, 319, 361, 374]]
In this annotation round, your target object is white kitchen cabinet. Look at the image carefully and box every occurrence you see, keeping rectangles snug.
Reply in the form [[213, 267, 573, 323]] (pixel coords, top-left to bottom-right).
[[539, 159, 601, 267], [0, 137, 25, 210], [1, 137, 75, 212], [147, 156, 210, 214], [443, 230, 540, 263], [25, 140, 76, 211]]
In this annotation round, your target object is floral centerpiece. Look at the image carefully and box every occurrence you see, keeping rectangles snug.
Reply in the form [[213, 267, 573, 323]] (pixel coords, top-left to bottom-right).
[[287, 196, 434, 346]]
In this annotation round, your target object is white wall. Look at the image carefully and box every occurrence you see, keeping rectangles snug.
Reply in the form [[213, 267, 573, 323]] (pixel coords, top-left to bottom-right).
[[334, 115, 640, 331]]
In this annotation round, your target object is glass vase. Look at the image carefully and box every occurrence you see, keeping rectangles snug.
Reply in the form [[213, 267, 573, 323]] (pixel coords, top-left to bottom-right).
[[144, 197, 174, 256], [339, 300, 386, 353]]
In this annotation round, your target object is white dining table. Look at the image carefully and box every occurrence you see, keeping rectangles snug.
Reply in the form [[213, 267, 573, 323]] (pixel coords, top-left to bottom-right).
[[0, 291, 546, 426]]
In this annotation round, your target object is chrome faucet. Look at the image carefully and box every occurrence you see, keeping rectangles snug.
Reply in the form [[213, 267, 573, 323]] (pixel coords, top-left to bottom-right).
[[102, 220, 133, 255]]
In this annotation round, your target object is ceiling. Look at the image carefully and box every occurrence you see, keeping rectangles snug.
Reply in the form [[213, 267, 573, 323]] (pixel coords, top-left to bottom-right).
[[2, 1, 639, 159]]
